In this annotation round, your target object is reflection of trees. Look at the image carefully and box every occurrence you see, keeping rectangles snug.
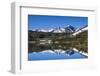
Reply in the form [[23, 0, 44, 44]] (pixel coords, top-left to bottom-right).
[[28, 30, 88, 53], [28, 43, 70, 53]]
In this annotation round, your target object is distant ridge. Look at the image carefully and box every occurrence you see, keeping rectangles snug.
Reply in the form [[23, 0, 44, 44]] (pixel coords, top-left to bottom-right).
[[31, 25, 76, 33]]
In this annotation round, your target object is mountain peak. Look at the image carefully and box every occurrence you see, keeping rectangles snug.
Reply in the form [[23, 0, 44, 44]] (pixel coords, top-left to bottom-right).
[[32, 25, 76, 33]]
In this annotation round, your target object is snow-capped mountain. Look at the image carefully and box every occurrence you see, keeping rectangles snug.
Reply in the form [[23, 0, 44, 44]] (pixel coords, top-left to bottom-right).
[[32, 28, 53, 32], [72, 25, 87, 36], [37, 29, 49, 32], [51, 27, 65, 33], [65, 25, 76, 33], [51, 25, 75, 33], [48, 29, 54, 32], [31, 25, 88, 35], [32, 25, 76, 33]]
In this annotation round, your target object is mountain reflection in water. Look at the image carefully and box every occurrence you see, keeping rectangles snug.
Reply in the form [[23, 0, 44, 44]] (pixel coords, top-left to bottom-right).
[[28, 43, 87, 60], [28, 42, 74, 53]]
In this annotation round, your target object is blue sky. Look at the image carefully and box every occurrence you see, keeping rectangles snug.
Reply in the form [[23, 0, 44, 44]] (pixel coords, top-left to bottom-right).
[[28, 15, 88, 30]]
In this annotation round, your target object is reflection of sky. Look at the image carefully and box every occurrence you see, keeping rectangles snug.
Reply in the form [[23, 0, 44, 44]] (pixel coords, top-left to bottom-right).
[[28, 15, 88, 30], [28, 51, 87, 60]]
